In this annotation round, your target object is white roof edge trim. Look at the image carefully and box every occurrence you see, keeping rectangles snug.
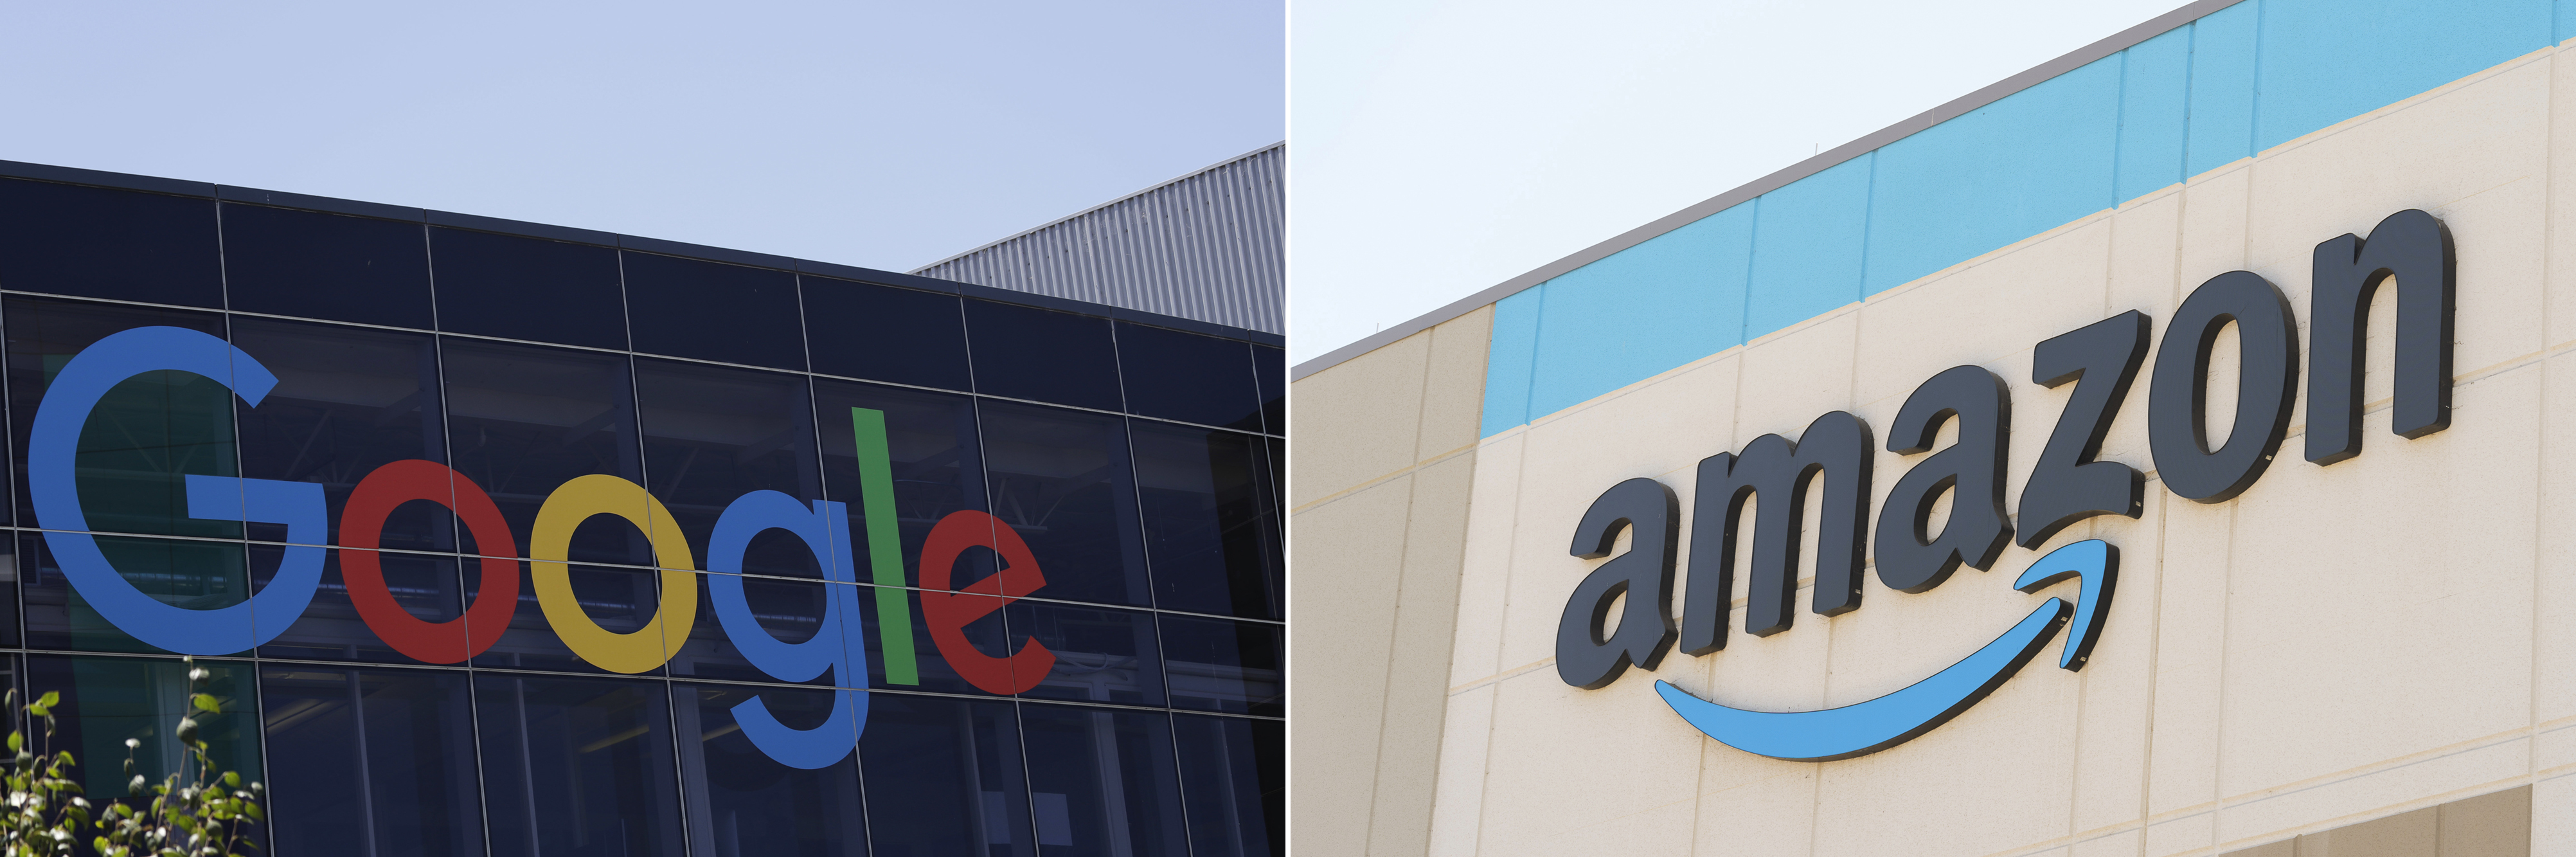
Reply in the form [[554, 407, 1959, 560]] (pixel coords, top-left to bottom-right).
[[1288, 0, 2246, 382]]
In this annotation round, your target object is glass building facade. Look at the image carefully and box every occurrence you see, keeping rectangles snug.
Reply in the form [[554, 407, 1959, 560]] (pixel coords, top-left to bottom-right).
[[0, 164, 1285, 857]]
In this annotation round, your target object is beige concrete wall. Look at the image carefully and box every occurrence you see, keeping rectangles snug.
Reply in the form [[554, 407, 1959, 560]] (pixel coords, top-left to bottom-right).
[[1289, 305, 1490, 856], [1422, 42, 2576, 857]]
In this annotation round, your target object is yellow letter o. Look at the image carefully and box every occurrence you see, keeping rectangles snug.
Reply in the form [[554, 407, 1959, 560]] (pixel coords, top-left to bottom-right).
[[529, 474, 697, 673]]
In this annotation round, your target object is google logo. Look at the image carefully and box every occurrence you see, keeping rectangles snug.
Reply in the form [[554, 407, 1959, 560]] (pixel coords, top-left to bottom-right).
[[27, 326, 1057, 769]]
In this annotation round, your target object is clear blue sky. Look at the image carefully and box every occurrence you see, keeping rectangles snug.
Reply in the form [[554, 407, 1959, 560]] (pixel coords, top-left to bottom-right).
[[1291, 0, 2181, 363], [0, 1, 1284, 273]]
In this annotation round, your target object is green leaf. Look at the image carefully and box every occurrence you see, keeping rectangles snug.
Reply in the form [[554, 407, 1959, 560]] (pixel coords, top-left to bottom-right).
[[35, 695, 56, 710]]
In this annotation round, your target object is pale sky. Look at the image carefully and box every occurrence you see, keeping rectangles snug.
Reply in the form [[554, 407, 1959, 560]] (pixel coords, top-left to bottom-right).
[[0, 1, 1284, 275], [1290, 0, 2188, 364]]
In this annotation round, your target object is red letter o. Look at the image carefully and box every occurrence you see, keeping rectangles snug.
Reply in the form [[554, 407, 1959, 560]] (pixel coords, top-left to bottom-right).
[[339, 460, 521, 663]]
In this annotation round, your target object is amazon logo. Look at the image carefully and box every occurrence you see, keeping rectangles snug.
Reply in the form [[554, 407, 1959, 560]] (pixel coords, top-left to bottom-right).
[[1561, 209, 2456, 761]]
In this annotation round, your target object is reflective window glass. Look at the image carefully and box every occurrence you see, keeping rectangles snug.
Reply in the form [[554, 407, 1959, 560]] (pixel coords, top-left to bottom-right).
[[668, 572, 839, 687], [23, 655, 264, 814], [1251, 346, 1283, 436], [861, 586, 1015, 698], [256, 547, 464, 665], [674, 683, 868, 857], [430, 227, 626, 350], [0, 539, 19, 647], [440, 338, 648, 566], [1115, 323, 1258, 431], [857, 693, 1034, 857], [636, 359, 821, 577], [221, 204, 433, 329], [22, 534, 250, 654], [1170, 714, 1283, 857], [977, 401, 1149, 607], [1131, 423, 1278, 619], [262, 667, 485, 857], [7, 297, 236, 535], [470, 564, 665, 676], [231, 318, 452, 550], [1017, 703, 1189, 857], [0, 179, 222, 307], [622, 253, 803, 370], [813, 379, 986, 590], [964, 300, 1120, 411], [476, 673, 685, 857], [1005, 600, 1163, 706], [1156, 616, 1282, 717], [802, 276, 970, 390]]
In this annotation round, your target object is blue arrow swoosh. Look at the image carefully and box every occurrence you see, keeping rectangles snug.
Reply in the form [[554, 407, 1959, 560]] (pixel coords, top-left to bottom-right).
[[1654, 596, 2071, 762]]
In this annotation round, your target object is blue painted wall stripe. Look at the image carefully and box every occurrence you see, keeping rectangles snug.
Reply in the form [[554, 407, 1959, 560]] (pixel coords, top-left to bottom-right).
[[1481, 287, 1544, 437], [2116, 27, 2194, 203], [1524, 206, 1754, 422], [1480, 0, 2570, 438]]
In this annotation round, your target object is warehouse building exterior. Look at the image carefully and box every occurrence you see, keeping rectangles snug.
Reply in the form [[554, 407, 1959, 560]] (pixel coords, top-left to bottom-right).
[[1293, 1, 2568, 854]]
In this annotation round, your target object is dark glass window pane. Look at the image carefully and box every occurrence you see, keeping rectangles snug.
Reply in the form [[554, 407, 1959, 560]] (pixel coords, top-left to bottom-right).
[[1251, 346, 1282, 436], [430, 227, 626, 349], [859, 586, 1015, 698], [1158, 617, 1281, 717], [1018, 703, 1188, 857], [470, 564, 664, 676], [222, 204, 432, 329], [803, 277, 969, 390], [814, 379, 986, 590], [255, 548, 463, 665], [1116, 324, 1257, 431], [1170, 714, 1282, 857], [0, 538, 19, 647], [7, 297, 236, 536], [622, 253, 803, 370], [24, 655, 264, 809], [674, 683, 868, 857], [262, 667, 484, 857], [978, 401, 1148, 606], [231, 318, 452, 550], [636, 359, 820, 577], [1005, 600, 1163, 706], [1132, 423, 1278, 619], [1262, 437, 1282, 516], [0, 179, 222, 307], [670, 573, 839, 687], [22, 534, 251, 654], [965, 301, 1120, 411], [476, 673, 684, 857], [441, 338, 648, 566], [858, 693, 1033, 857]]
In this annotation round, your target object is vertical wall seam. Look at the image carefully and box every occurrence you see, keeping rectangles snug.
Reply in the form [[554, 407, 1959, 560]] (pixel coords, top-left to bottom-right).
[[1523, 284, 1549, 428], [1741, 197, 1764, 347], [2136, 491, 2167, 857], [1857, 151, 1880, 303], [2248, 0, 2267, 158], [2114, 48, 2131, 212], [2531, 35, 2555, 789], [2182, 21, 2200, 186], [1357, 464, 1424, 855]]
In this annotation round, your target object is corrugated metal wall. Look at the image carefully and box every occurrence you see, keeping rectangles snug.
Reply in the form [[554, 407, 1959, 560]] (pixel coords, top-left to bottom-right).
[[913, 143, 1283, 334]]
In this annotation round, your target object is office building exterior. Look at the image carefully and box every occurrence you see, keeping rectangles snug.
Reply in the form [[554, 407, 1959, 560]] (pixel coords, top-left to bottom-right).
[[1294, 1, 2569, 854], [0, 149, 1284, 856]]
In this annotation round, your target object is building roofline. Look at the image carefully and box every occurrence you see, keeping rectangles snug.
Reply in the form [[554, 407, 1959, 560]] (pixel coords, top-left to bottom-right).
[[0, 157, 1280, 347], [910, 140, 1287, 273], [1288, 0, 2244, 382]]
